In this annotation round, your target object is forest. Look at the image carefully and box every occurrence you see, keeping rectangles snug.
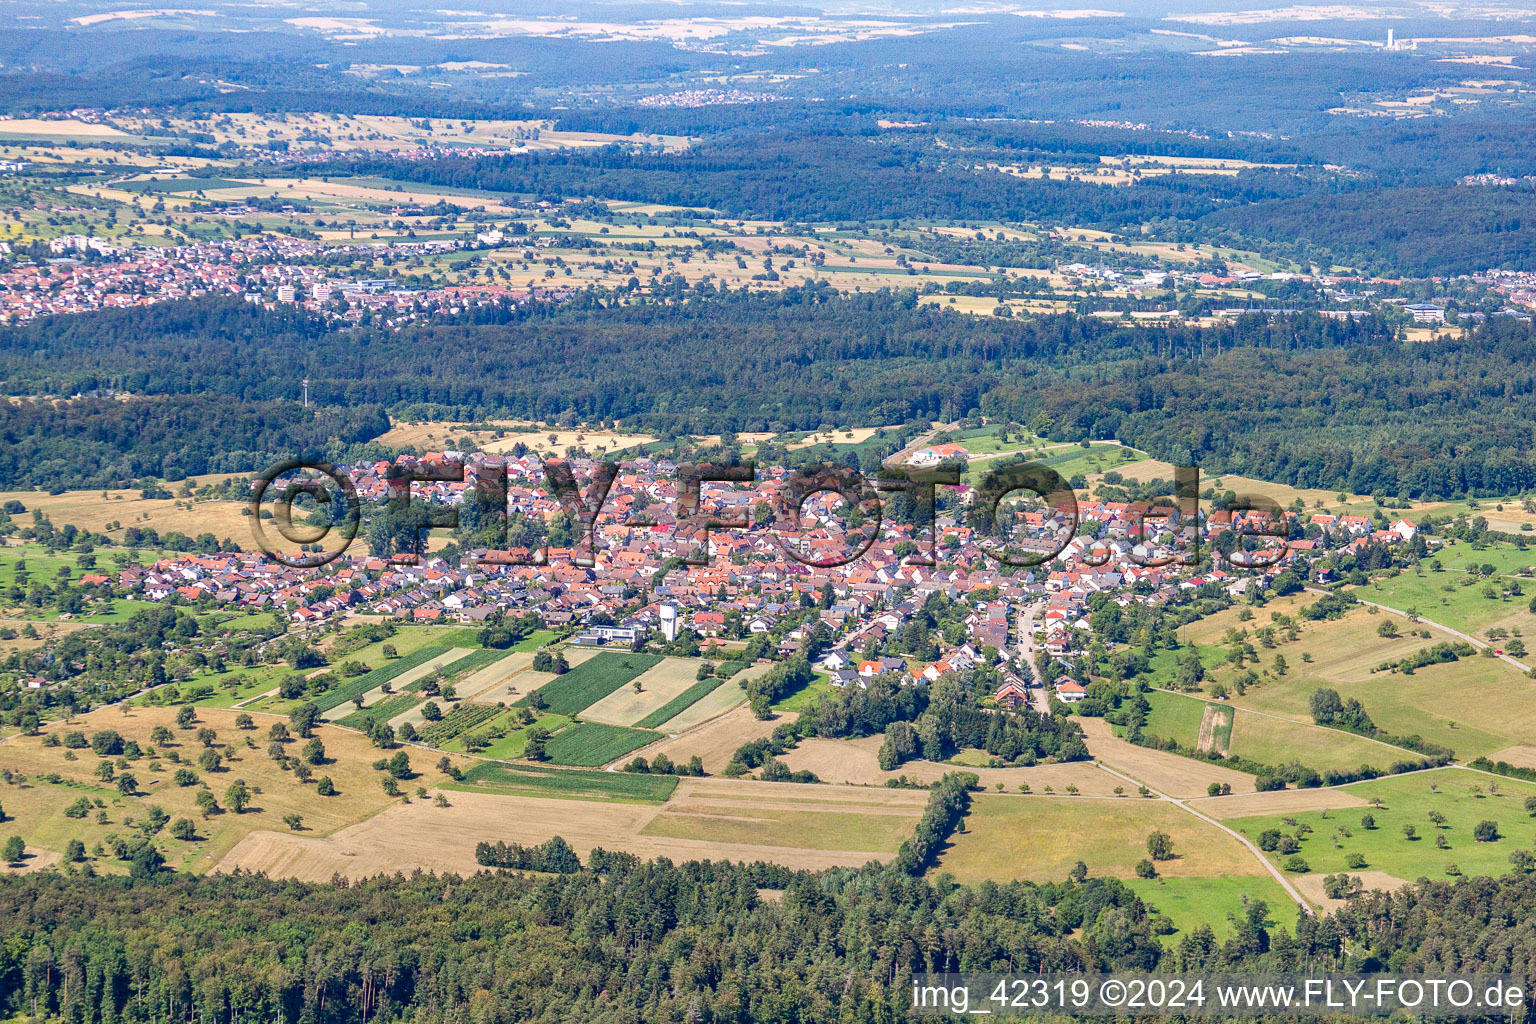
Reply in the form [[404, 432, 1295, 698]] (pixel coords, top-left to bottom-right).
[[0, 394, 388, 490], [5, 854, 1536, 1024], [7, 294, 1536, 499]]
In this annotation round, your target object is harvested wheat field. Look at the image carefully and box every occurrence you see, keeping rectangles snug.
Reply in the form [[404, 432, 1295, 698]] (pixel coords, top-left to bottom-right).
[[781, 736, 1123, 794], [641, 778, 926, 853], [1487, 745, 1536, 770], [1077, 717, 1253, 798], [216, 776, 912, 879], [645, 705, 786, 772], [580, 657, 703, 727], [1187, 786, 1369, 820]]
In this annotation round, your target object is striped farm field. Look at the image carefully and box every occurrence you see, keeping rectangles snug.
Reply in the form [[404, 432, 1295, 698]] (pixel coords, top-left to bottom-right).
[[516, 653, 663, 716], [635, 677, 728, 730], [581, 657, 709, 727]]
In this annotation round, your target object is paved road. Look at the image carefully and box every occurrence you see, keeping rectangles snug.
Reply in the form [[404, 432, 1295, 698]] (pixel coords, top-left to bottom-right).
[[1015, 600, 1052, 715]]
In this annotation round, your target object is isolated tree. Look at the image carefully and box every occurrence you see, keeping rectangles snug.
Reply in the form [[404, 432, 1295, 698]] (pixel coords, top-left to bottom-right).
[[316, 776, 336, 796], [224, 780, 250, 814], [170, 818, 196, 842], [1146, 831, 1174, 861], [3, 836, 24, 864], [289, 703, 320, 739]]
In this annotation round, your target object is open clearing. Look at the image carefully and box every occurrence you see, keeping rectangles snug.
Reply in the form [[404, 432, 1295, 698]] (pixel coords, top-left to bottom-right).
[[1292, 869, 1411, 911], [579, 657, 705, 727], [938, 794, 1266, 884], [1218, 609, 1536, 759], [1125, 875, 1296, 941], [1153, 595, 1533, 760], [217, 777, 922, 879], [1143, 688, 1401, 773]]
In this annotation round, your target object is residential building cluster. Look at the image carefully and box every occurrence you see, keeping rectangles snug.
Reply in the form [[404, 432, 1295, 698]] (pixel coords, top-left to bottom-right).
[[85, 449, 1430, 708]]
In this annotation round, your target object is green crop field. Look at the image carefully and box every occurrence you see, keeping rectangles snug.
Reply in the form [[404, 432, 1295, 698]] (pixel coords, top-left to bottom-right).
[[517, 653, 663, 716], [455, 760, 677, 803], [1227, 769, 1536, 882], [544, 722, 662, 767]]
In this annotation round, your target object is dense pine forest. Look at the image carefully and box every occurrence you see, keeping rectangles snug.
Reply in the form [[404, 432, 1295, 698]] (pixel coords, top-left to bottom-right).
[[6, 294, 1536, 498]]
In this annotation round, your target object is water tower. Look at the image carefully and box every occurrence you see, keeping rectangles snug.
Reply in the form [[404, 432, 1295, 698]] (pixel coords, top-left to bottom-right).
[[659, 602, 679, 643]]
